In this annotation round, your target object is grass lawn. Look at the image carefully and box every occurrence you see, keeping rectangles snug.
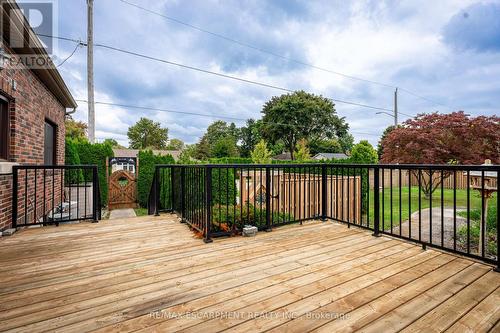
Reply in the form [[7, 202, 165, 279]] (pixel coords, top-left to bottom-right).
[[134, 208, 148, 216], [365, 186, 497, 230]]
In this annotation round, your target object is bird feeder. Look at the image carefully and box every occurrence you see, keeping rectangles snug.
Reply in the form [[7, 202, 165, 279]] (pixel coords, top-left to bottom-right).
[[468, 159, 498, 256]]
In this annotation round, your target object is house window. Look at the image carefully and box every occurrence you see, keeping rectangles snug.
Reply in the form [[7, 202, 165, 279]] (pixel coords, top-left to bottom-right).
[[44, 120, 56, 165], [0, 98, 8, 160]]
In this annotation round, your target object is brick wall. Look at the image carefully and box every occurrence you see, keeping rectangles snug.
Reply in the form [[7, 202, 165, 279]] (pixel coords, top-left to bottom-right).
[[0, 44, 67, 231], [0, 175, 12, 230]]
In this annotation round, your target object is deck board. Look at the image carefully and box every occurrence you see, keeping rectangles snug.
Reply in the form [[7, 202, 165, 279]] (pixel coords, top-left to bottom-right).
[[0, 214, 498, 333]]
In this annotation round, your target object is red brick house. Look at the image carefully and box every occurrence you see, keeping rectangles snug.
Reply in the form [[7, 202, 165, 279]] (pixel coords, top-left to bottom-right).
[[0, 1, 77, 231]]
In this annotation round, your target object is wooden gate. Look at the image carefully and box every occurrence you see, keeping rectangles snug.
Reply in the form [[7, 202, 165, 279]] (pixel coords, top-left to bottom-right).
[[108, 170, 137, 209]]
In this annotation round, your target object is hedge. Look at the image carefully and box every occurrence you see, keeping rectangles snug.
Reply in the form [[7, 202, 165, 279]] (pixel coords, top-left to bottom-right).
[[64, 139, 84, 185], [72, 140, 114, 206], [208, 157, 253, 164], [137, 150, 175, 207]]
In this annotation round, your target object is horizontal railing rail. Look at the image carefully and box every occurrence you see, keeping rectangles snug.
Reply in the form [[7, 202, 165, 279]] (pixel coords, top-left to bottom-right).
[[148, 163, 499, 270], [12, 165, 102, 228]]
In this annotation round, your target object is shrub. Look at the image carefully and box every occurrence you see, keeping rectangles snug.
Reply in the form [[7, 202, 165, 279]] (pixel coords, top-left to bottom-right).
[[64, 138, 84, 185], [457, 206, 497, 257], [251, 140, 272, 164], [208, 157, 253, 164], [137, 150, 175, 207], [211, 204, 293, 232], [351, 140, 378, 164], [211, 168, 237, 206]]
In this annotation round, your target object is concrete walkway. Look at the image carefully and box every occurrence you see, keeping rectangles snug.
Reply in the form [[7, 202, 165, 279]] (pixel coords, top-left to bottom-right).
[[109, 208, 136, 220], [389, 207, 468, 249]]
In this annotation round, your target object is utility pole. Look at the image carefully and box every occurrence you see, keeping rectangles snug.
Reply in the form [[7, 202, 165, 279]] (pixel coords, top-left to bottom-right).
[[87, 0, 95, 143], [393, 87, 398, 126]]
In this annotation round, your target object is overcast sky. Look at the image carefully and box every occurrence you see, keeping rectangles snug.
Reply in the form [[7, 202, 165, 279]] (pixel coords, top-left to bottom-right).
[[47, 0, 500, 147]]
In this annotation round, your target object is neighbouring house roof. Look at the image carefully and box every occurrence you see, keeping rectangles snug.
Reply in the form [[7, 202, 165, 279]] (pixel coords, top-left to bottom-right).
[[312, 153, 349, 160], [1, 1, 77, 108], [272, 152, 292, 160], [112, 148, 181, 161]]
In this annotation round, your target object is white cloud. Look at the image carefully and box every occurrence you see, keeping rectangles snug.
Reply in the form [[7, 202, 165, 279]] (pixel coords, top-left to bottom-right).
[[54, 0, 499, 147]]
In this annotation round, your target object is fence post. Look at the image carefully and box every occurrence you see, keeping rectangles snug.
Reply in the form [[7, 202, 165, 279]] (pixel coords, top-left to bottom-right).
[[12, 166, 18, 229], [265, 167, 272, 231], [92, 166, 99, 223], [180, 166, 186, 223], [373, 166, 380, 237], [204, 166, 213, 243], [154, 166, 160, 216], [321, 164, 327, 221]]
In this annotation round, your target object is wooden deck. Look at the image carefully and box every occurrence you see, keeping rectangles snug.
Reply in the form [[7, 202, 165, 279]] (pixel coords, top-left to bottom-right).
[[0, 215, 499, 333]]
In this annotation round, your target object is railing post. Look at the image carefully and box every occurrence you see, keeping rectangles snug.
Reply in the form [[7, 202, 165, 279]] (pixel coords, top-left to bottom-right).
[[170, 166, 175, 212], [12, 166, 18, 229], [496, 168, 499, 272], [204, 166, 213, 243], [265, 167, 272, 231], [373, 166, 381, 237], [321, 164, 327, 221], [92, 166, 99, 223], [180, 166, 186, 223], [154, 166, 160, 216]]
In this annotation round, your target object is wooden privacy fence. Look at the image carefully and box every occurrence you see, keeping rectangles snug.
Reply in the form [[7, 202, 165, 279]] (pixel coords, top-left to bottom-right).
[[370, 169, 470, 189], [240, 172, 361, 222]]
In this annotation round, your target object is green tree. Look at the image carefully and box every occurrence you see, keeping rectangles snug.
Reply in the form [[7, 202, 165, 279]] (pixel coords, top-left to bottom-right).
[[196, 120, 239, 159], [351, 140, 378, 164], [338, 132, 354, 154], [166, 138, 185, 151], [261, 91, 349, 160], [211, 137, 239, 158], [65, 117, 87, 140], [268, 141, 285, 156], [178, 144, 197, 163], [251, 139, 272, 164], [102, 138, 124, 148], [127, 117, 168, 149], [308, 138, 343, 155], [194, 136, 211, 160], [295, 139, 311, 162], [239, 119, 262, 157], [377, 125, 397, 158]]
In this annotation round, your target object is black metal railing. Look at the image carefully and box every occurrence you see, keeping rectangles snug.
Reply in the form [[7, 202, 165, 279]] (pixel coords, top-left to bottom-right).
[[148, 163, 499, 270], [12, 165, 102, 227]]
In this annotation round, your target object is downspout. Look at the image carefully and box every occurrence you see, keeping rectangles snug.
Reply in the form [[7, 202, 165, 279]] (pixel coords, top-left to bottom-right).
[[65, 107, 77, 116]]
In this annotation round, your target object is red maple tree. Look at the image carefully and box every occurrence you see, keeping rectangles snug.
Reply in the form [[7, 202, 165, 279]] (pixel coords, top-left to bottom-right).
[[380, 111, 500, 196]]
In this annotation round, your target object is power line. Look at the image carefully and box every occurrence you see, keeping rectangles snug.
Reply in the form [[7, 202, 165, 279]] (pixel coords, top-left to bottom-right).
[[398, 87, 456, 110], [75, 99, 381, 137], [95, 43, 397, 112], [41, 33, 395, 113], [118, 0, 455, 111], [56, 41, 83, 67], [75, 99, 245, 121]]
